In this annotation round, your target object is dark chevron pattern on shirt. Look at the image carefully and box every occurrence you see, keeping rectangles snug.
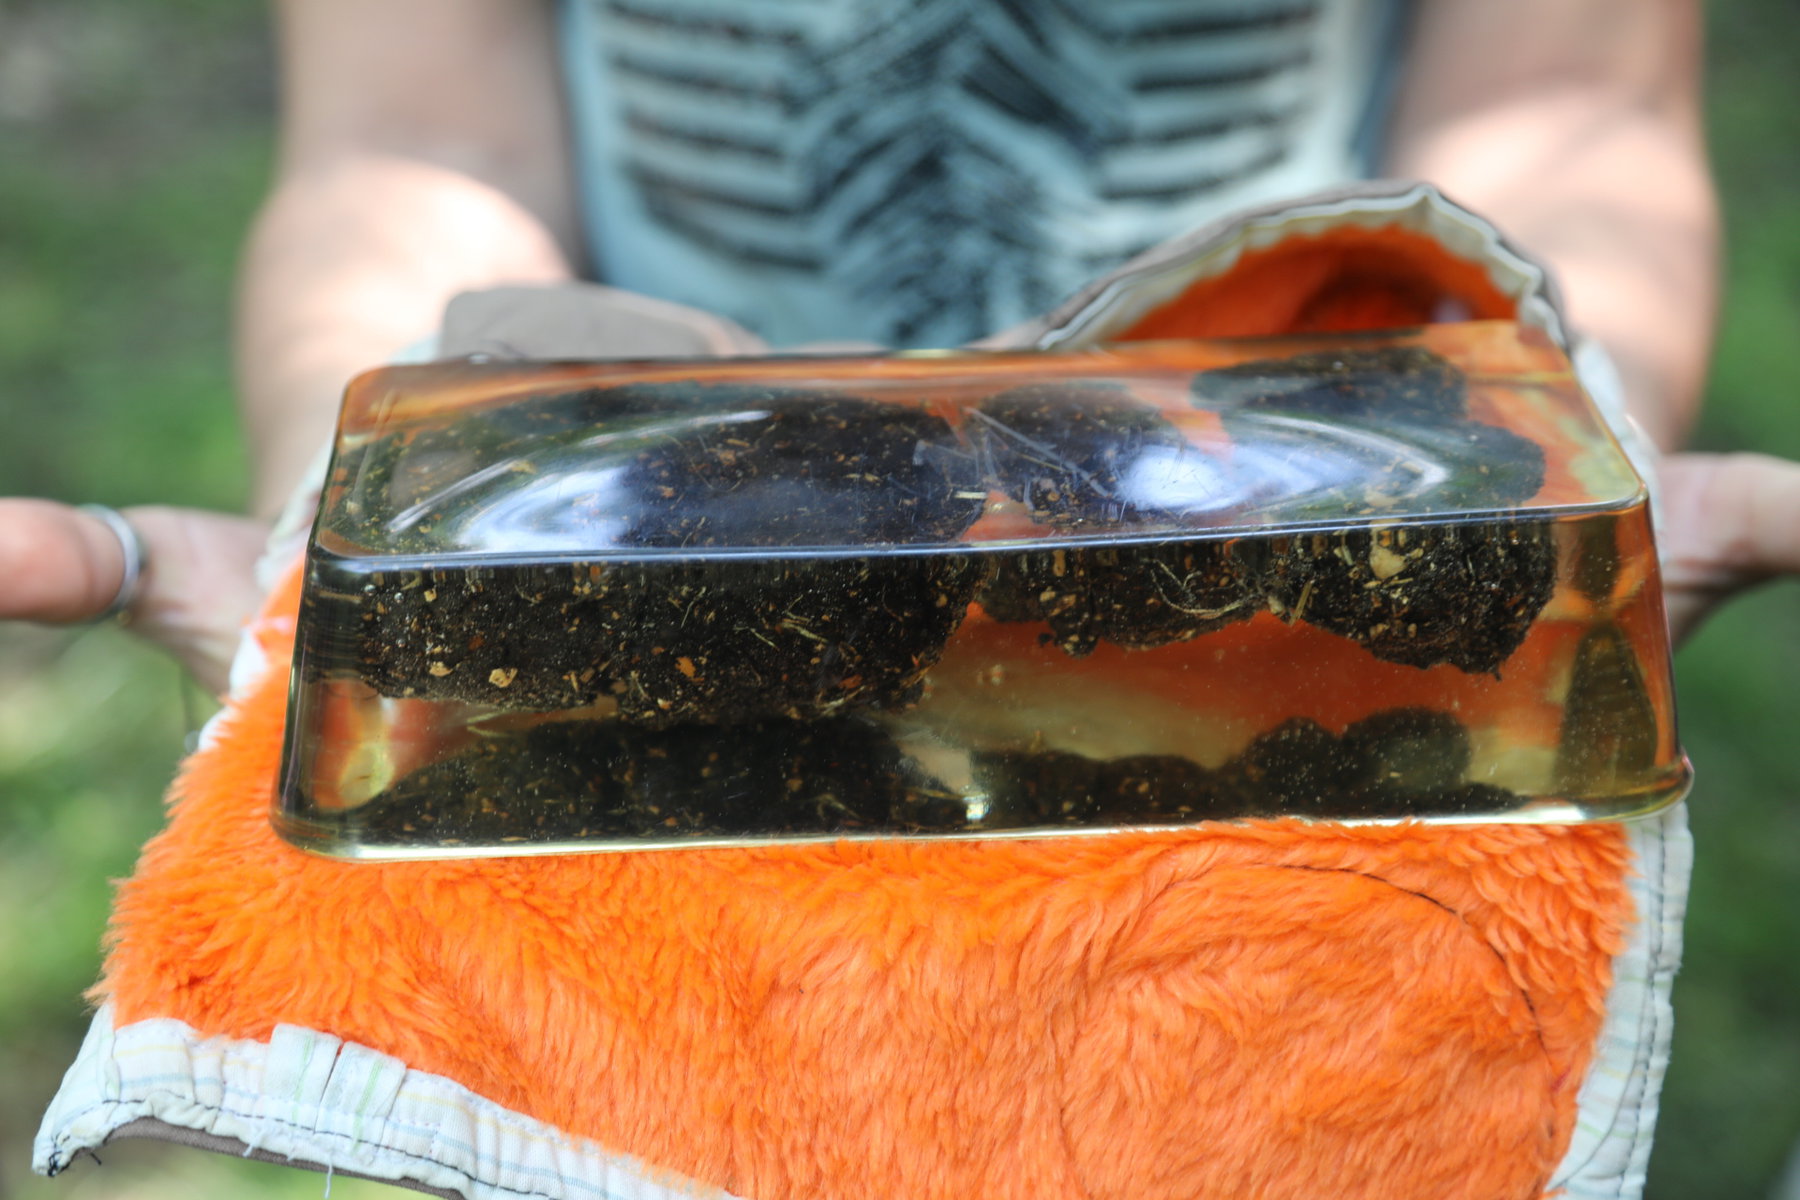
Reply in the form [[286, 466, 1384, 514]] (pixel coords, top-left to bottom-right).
[[570, 0, 1384, 345]]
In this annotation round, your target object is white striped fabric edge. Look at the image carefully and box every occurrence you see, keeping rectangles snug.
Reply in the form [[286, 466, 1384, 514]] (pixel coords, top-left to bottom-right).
[[34, 1005, 737, 1200]]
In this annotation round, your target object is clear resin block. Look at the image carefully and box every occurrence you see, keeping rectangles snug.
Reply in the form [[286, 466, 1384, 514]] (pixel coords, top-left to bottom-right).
[[276, 322, 1689, 858]]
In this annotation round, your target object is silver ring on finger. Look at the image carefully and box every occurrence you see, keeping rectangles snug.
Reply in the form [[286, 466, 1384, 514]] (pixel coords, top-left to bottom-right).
[[77, 504, 149, 623]]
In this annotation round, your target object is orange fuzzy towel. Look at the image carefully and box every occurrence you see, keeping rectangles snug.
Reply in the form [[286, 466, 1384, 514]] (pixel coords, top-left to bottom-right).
[[101, 567, 1632, 1199], [88, 186, 1642, 1199]]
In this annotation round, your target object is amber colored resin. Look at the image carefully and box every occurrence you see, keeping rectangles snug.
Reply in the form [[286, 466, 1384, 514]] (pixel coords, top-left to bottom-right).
[[277, 323, 1688, 858]]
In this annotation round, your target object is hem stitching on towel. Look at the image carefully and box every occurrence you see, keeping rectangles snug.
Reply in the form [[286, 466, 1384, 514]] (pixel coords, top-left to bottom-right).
[[50, 1093, 642, 1200]]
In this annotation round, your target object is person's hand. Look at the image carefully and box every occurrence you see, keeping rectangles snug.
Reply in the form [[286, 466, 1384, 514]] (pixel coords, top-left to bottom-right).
[[1657, 452, 1800, 642], [0, 499, 269, 694]]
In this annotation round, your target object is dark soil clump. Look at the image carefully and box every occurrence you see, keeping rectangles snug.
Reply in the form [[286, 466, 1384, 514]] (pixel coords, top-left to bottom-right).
[[1251, 520, 1558, 674], [970, 706, 1511, 826], [981, 542, 1258, 656], [1338, 707, 1473, 796], [971, 749, 1104, 826], [1214, 717, 1352, 817], [969, 382, 1194, 527], [970, 382, 1259, 653], [315, 387, 988, 719], [1194, 346, 1468, 422], [1554, 624, 1659, 792], [972, 749, 1229, 827], [354, 716, 963, 843], [600, 555, 986, 727], [302, 563, 620, 710], [619, 389, 987, 547]]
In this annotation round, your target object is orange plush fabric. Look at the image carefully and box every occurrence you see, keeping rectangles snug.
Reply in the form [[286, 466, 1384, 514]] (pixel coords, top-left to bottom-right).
[[96, 566, 1634, 1200], [94, 219, 1639, 1200], [1114, 225, 1520, 341]]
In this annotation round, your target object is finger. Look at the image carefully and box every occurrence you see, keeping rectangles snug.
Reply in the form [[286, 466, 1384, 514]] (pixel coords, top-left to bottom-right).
[[0, 499, 270, 691], [121, 507, 273, 692], [1658, 452, 1800, 641], [0, 498, 133, 622]]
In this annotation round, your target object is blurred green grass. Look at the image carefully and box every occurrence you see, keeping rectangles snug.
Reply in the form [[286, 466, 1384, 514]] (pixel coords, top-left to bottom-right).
[[0, 2, 1795, 1198]]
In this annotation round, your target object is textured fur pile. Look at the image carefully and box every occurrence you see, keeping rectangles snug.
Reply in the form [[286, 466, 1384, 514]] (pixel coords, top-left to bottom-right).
[[94, 570, 1634, 1200]]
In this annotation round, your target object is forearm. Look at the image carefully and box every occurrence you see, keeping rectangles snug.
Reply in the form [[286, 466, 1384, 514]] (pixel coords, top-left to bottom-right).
[[1385, 0, 1718, 451], [1387, 95, 1718, 451], [237, 154, 575, 515], [240, 0, 581, 517]]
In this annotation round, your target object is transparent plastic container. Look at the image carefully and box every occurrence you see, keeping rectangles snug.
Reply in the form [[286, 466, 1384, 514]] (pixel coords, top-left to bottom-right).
[[276, 322, 1690, 859]]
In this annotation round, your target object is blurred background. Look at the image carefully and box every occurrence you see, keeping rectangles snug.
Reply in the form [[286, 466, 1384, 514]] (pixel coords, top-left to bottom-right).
[[1, 2, 1795, 1197]]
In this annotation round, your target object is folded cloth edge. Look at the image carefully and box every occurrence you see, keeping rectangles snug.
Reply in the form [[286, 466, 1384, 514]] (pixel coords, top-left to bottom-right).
[[35, 1005, 737, 1200]]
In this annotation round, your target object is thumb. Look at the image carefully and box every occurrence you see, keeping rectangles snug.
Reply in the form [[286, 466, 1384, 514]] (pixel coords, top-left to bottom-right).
[[1658, 452, 1800, 642], [0, 499, 270, 692]]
